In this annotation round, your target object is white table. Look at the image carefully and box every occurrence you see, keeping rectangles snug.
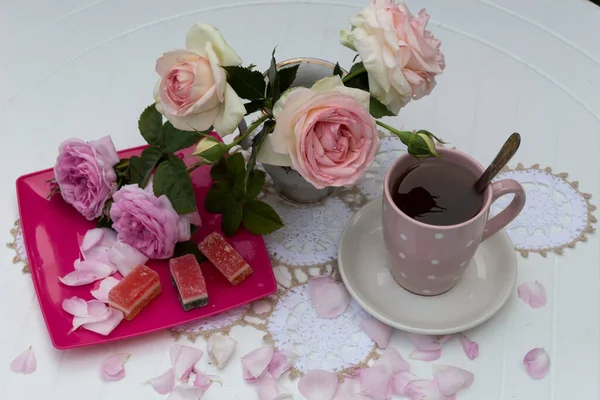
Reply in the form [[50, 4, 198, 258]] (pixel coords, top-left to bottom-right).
[[1, 0, 599, 399]]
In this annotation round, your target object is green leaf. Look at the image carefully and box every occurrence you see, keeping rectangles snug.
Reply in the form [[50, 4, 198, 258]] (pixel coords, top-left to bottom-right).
[[267, 48, 280, 103], [96, 217, 113, 229], [223, 66, 266, 100], [153, 155, 197, 214], [246, 120, 275, 180], [128, 146, 164, 187], [173, 240, 206, 263], [242, 200, 284, 235], [190, 224, 199, 236], [210, 157, 229, 181], [205, 182, 229, 214], [278, 64, 299, 93], [138, 104, 164, 148], [333, 62, 343, 78], [244, 99, 265, 115], [369, 96, 395, 118], [344, 62, 369, 91], [222, 198, 243, 237], [227, 152, 246, 177], [246, 170, 265, 198], [162, 122, 203, 153]]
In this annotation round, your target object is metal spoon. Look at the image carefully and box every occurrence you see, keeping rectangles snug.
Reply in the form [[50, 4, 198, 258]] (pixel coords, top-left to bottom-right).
[[474, 133, 521, 193]]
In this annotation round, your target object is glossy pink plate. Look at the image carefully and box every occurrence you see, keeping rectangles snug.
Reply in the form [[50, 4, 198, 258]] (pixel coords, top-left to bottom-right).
[[16, 145, 276, 350]]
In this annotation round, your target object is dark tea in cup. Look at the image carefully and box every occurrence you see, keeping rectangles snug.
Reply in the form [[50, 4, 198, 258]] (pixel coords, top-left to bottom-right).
[[391, 158, 484, 226]]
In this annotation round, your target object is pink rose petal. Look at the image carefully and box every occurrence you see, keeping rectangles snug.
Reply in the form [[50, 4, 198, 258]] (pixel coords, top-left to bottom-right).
[[81, 228, 105, 252], [268, 351, 296, 380], [146, 369, 175, 394], [256, 372, 293, 400], [81, 228, 118, 265], [517, 281, 547, 308], [167, 386, 205, 400], [170, 344, 204, 381], [308, 276, 350, 319], [192, 369, 220, 392], [241, 346, 274, 382], [59, 260, 114, 286], [376, 347, 410, 372], [459, 333, 479, 360], [523, 348, 550, 379], [90, 277, 121, 303], [410, 349, 441, 362], [360, 318, 393, 349], [404, 379, 446, 400], [392, 371, 419, 396], [100, 353, 130, 381], [207, 334, 237, 370], [408, 334, 443, 351], [82, 308, 123, 335], [299, 369, 339, 400], [108, 241, 148, 277], [61, 296, 88, 316], [438, 335, 455, 345], [333, 375, 362, 400], [433, 365, 474, 396], [359, 363, 393, 400], [10, 346, 36, 374]]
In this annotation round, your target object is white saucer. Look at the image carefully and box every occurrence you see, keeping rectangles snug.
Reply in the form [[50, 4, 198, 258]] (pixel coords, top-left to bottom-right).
[[338, 198, 517, 335]]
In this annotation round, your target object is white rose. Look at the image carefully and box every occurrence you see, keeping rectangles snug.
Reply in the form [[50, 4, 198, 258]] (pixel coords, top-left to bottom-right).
[[154, 24, 246, 135]]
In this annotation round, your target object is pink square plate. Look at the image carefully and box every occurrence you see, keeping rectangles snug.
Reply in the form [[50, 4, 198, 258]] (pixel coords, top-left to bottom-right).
[[16, 145, 277, 350]]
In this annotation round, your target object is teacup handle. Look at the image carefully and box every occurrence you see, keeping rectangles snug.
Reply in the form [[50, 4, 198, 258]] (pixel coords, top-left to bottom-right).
[[482, 179, 526, 242]]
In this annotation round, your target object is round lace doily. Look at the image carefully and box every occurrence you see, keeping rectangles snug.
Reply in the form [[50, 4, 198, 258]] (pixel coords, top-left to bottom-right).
[[263, 195, 353, 266], [491, 164, 596, 257], [7, 220, 29, 273]]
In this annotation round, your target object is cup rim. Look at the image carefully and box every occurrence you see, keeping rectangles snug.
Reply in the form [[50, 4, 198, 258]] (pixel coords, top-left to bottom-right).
[[383, 148, 493, 230]]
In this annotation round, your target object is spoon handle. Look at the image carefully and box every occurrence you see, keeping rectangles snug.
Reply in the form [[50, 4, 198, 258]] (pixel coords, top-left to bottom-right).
[[474, 133, 521, 193]]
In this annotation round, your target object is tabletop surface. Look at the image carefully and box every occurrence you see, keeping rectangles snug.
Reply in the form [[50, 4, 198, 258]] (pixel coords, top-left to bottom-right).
[[1, 0, 600, 399]]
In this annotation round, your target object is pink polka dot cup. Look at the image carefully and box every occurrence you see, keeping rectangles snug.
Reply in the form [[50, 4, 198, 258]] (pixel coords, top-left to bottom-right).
[[382, 149, 525, 296]]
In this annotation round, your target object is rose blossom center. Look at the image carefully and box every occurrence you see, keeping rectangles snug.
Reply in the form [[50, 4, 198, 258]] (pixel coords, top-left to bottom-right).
[[312, 111, 362, 164], [165, 57, 213, 108]]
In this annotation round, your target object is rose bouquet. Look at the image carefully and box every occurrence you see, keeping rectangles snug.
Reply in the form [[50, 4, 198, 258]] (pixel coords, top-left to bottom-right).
[[50, 0, 445, 264]]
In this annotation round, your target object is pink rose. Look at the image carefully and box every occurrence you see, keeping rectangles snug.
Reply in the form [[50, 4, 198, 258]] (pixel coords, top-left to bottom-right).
[[269, 77, 379, 189], [109, 184, 191, 259], [340, 0, 445, 113], [54, 136, 119, 220], [154, 24, 246, 136]]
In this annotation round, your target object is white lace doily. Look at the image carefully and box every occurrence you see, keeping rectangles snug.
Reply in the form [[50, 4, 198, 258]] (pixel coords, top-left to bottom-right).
[[267, 283, 374, 374], [357, 136, 407, 201], [264, 195, 353, 266], [171, 305, 249, 334], [491, 165, 596, 256], [7, 221, 29, 272]]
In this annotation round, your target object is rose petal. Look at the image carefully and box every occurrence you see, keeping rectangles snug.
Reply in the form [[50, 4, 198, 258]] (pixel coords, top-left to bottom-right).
[[81, 229, 105, 252], [68, 300, 112, 333], [268, 350, 297, 380], [361, 318, 393, 348], [333, 375, 362, 400], [517, 281, 547, 308], [404, 379, 446, 400], [459, 333, 479, 360], [308, 276, 351, 319], [433, 365, 474, 396], [359, 363, 393, 400], [241, 346, 274, 382], [408, 334, 443, 351], [81, 228, 118, 264], [256, 372, 293, 400], [108, 241, 148, 277], [170, 344, 204, 381], [100, 353, 130, 381], [438, 335, 455, 345], [59, 260, 114, 286], [409, 349, 441, 362], [192, 369, 220, 392], [82, 308, 123, 335], [61, 296, 88, 316], [146, 369, 175, 394], [298, 370, 339, 400], [167, 386, 205, 400], [392, 371, 419, 396], [207, 334, 237, 370], [90, 277, 121, 303], [376, 347, 410, 372], [523, 348, 550, 379], [10, 347, 36, 374]]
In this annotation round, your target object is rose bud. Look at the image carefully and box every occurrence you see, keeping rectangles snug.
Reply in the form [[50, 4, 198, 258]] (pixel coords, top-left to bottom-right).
[[193, 137, 227, 164]]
